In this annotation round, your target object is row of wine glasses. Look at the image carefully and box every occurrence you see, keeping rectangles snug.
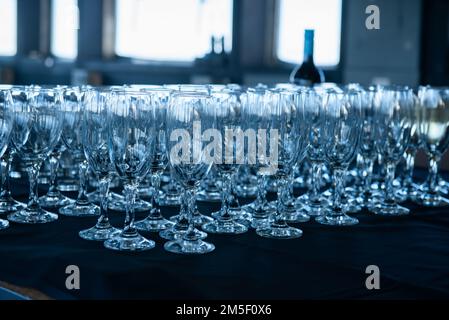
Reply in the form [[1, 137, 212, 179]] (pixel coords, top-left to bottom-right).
[[0, 84, 448, 255]]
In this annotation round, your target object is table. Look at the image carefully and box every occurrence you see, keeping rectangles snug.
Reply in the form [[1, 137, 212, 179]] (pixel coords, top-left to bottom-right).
[[1, 172, 448, 300]]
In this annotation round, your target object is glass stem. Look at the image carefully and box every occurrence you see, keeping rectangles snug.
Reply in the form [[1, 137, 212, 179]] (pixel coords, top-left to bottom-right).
[[331, 168, 344, 216], [385, 161, 396, 204], [183, 188, 197, 240], [428, 154, 441, 195], [273, 177, 287, 226], [76, 160, 89, 205], [310, 161, 322, 204], [283, 170, 295, 205], [46, 153, 61, 197], [96, 177, 111, 229], [220, 173, 232, 220], [404, 149, 416, 188], [148, 173, 162, 219], [363, 157, 374, 198], [255, 175, 265, 206], [27, 162, 42, 213], [122, 184, 138, 237]]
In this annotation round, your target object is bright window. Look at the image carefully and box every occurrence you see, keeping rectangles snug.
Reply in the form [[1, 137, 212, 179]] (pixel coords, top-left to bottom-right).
[[276, 0, 342, 67], [51, 0, 79, 59], [115, 0, 233, 61], [0, 0, 17, 56]]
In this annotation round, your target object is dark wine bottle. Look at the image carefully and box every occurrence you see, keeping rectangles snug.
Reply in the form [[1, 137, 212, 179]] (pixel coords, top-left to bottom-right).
[[290, 29, 324, 86]]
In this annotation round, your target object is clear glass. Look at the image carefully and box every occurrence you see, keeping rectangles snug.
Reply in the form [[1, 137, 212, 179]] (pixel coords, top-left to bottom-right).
[[203, 90, 248, 235], [135, 88, 174, 232], [256, 89, 308, 238], [316, 88, 362, 226], [51, 0, 78, 59], [415, 87, 449, 207], [239, 87, 275, 229], [297, 90, 329, 216], [277, 0, 342, 67], [371, 87, 414, 216], [104, 90, 158, 251], [115, 0, 233, 61], [164, 92, 216, 254], [59, 87, 99, 217], [0, 0, 17, 56], [8, 87, 63, 224], [78, 89, 120, 241]]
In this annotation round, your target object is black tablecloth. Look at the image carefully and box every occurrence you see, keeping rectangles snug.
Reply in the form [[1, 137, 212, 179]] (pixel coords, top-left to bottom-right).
[[0, 171, 448, 300]]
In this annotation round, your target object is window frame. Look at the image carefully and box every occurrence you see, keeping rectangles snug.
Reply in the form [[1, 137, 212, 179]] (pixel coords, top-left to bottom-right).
[[272, 0, 344, 72], [0, 0, 18, 58], [112, 0, 235, 64]]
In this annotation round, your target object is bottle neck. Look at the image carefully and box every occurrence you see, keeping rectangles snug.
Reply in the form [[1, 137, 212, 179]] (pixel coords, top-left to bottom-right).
[[303, 33, 314, 63]]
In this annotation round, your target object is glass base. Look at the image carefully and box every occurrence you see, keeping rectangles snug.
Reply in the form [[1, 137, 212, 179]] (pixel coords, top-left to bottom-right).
[[0, 197, 25, 215], [135, 215, 174, 232], [0, 219, 9, 230], [415, 193, 449, 207], [342, 201, 363, 214], [104, 232, 155, 252], [296, 194, 329, 217], [59, 203, 99, 217], [108, 197, 151, 213], [8, 208, 58, 224], [169, 212, 213, 227], [79, 224, 121, 241], [159, 226, 207, 241], [395, 188, 408, 203], [202, 218, 248, 234], [439, 179, 449, 194], [256, 223, 303, 239], [371, 203, 410, 216], [284, 211, 310, 223], [39, 193, 74, 209], [316, 213, 359, 226], [164, 239, 215, 255]]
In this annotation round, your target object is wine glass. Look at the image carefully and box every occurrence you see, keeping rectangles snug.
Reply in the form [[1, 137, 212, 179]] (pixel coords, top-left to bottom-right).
[[8, 86, 63, 224], [357, 86, 382, 208], [135, 88, 175, 232], [202, 89, 248, 234], [59, 87, 99, 217], [371, 86, 414, 216], [79, 88, 121, 241], [256, 88, 309, 239], [415, 86, 449, 207], [0, 88, 14, 229], [316, 89, 362, 226], [165, 84, 214, 226], [105, 90, 157, 251], [295, 88, 329, 216], [240, 86, 276, 229], [164, 91, 216, 254]]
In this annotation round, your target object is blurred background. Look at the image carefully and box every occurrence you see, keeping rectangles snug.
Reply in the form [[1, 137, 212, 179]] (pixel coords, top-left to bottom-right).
[[0, 0, 446, 87], [2, 0, 448, 168]]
